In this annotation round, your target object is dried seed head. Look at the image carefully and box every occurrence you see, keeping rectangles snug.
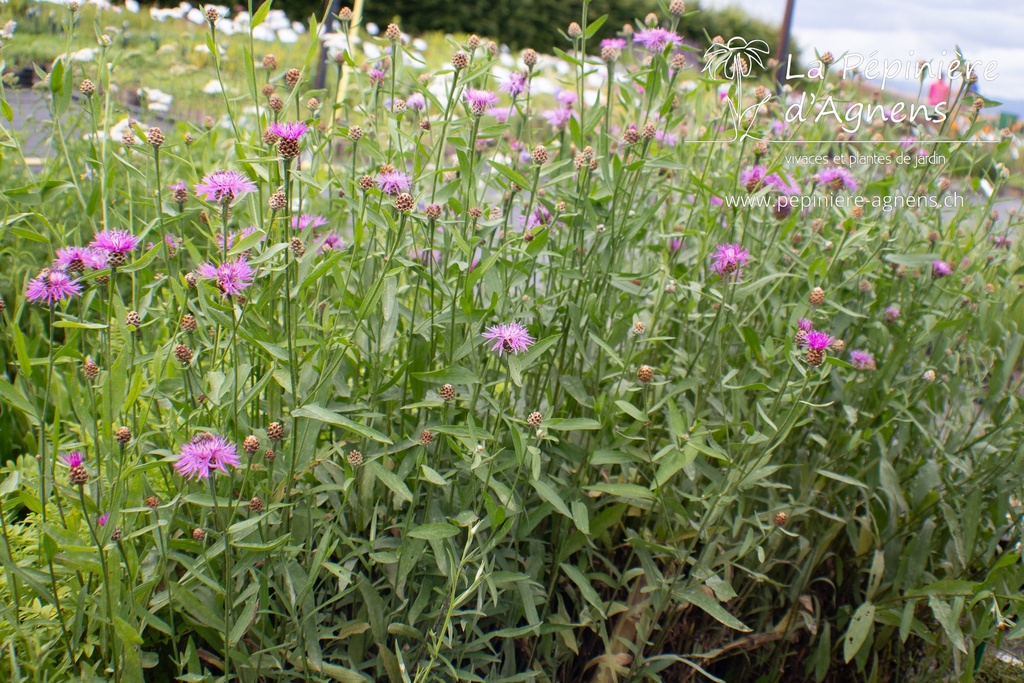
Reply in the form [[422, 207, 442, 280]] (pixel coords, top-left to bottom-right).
[[820, 51, 834, 66], [173, 186, 188, 204], [122, 130, 137, 147], [809, 287, 825, 306], [278, 137, 300, 159], [923, 369, 936, 382], [192, 528, 206, 542], [531, 144, 548, 165], [567, 21, 582, 38], [290, 237, 306, 257], [125, 310, 141, 329], [395, 192, 414, 213], [469, 205, 483, 219], [267, 421, 284, 441], [805, 347, 825, 367], [262, 127, 279, 146], [385, 23, 402, 42], [850, 205, 863, 219], [830, 339, 845, 353], [859, 279, 872, 293], [641, 122, 657, 140], [174, 344, 193, 365], [466, 34, 480, 50], [637, 365, 654, 383], [632, 321, 645, 336], [671, 53, 686, 70], [527, 411, 543, 428], [451, 51, 469, 70], [522, 48, 538, 69], [111, 526, 123, 541], [347, 450, 363, 467], [623, 125, 640, 145], [261, 83, 275, 98], [80, 79, 95, 96], [243, 435, 260, 454], [338, 6, 352, 20], [69, 463, 89, 486], [264, 448, 276, 461], [84, 357, 100, 380], [358, 175, 374, 191], [203, 115, 215, 130], [601, 46, 619, 63], [204, 5, 219, 23], [425, 203, 442, 220], [669, 0, 685, 15], [147, 127, 164, 148], [419, 429, 433, 446], [116, 426, 132, 444], [285, 68, 301, 88], [523, 230, 535, 242], [440, 384, 456, 401], [419, 118, 432, 131], [268, 94, 284, 111], [268, 190, 286, 211], [145, 495, 160, 509], [184, 132, 194, 145], [392, 98, 406, 113], [773, 512, 788, 527], [262, 53, 278, 71], [249, 496, 264, 513]]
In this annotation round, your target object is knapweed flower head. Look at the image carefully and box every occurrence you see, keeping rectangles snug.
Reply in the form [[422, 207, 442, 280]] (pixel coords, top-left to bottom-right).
[[805, 330, 834, 351], [218, 226, 262, 250], [740, 165, 767, 192], [556, 91, 578, 107], [542, 107, 575, 129], [26, 268, 82, 305], [90, 229, 140, 254], [525, 205, 552, 230], [710, 243, 750, 278], [500, 71, 529, 98], [318, 233, 344, 253], [374, 170, 412, 196], [267, 121, 308, 141], [601, 37, 627, 49], [61, 451, 84, 468], [197, 257, 254, 298], [97, 512, 109, 527], [849, 349, 877, 370], [817, 167, 858, 191], [932, 260, 953, 277], [406, 92, 426, 111], [291, 214, 330, 231], [465, 89, 500, 116], [633, 27, 683, 52], [798, 318, 813, 332], [83, 249, 108, 271], [174, 432, 241, 480], [195, 170, 257, 204], [765, 172, 800, 196], [483, 322, 535, 356], [54, 246, 91, 271]]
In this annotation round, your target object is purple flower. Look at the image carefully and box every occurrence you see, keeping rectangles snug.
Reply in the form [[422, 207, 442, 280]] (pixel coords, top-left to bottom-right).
[[97, 512, 109, 527], [465, 89, 499, 116], [670, 238, 684, 253], [500, 71, 529, 98], [61, 451, 84, 468], [218, 226, 262, 250], [197, 257, 255, 298], [369, 68, 387, 87], [601, 38, 627, 49], [487, 107, 512, 123], [482, 322, 535, 356], [931, 260, 952, 277], [173, 433, 240, 480], [556, 91, 578, 107], [740, 165, 767, 192], [765, 172, 800, 196], [885, 305, 900, 323], [168, 181, 187, 193], [406, 92, 426, 111], [54, 246, 91, 270], [992, 235, 1012, 249], [267, 121, 308, 141], [817, 167, 858, 192], [710, 243, 750, 278], [374, 170, 412, 196], [798, 318, 813, 332], [525, 205, 552, 229], [542, 107, 575, 129], [90, 229, 140, 255], [849, 350, 877, 370], [83, 249, 108, 271], [25, 269, 83, 305], [195, 170, 257, 204], [290, 214, 329, 231], [411, 248, 441, 265], [655, 130, 679, 146], [633, 27, 682, 52], [805, 330, 834, 351], [318, 233, 344, 253]]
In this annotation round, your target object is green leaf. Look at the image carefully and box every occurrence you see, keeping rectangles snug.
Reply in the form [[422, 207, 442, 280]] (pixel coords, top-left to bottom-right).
[[250, 0, 272, 28], [560, 563, 605, 616], [531, 479, 572, 519], [928, 596, 967, 653], [615, 400, 648, 423], [571, 501, 590, 535], [584, 14, 608, 39], [293, 403, 392, 444], [366, 460, 413, 504], [113, 617, 143, 645], [583, 483, 655, 501], [411, 366, 480, 385], [677, 588, 751, 632], [409, 522, 459, 540], [546, 418, 601, 431], [229, 597, 258, 646], [843, 601, 875, 662]]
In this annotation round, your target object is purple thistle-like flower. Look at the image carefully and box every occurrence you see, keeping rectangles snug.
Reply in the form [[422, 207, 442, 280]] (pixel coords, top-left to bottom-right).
[[197, 257, 255, 298], [465, 89, 500, 115], [931, 260, 952, 277], [885, 305, 901, 322], [740, 165, 767, 191], [817, 167, 858, 191], [97, 512, 109, 527], [992, 235, 1012, 249], [765, 172, 800, 196], [487, 106, 512, 123], [83, 249, 108, 271], [556, 91, 578, 107], [805, 330, 834, 351], [710, 243, 750, 278], [90, 229, 140, 254], [218, 226, 262, 251], [267, 121, 308, 141], [849, 349, 877, 370], [25, 269, 83, 305], [54, 246, 91, 269], [174, 433, 240, 480], [61, 451, 84, 468], [542, 107, 575, 129], [633, 27, 683, 52], [369, 68, 387, 86], [798, 317, 813, 332], [168, 181, 187, 192], [374, 170, 412, 196], [411, 248, 441, 265], [482, 322, 535, 356], [500, 71, 529, 98], [195, 170, 257, 204], [406, 93, 426, 111], [601, 37, 627, 49], [290, 214, 330, 231], [318, 233, 344, 253], [525, 205, 552, 230]]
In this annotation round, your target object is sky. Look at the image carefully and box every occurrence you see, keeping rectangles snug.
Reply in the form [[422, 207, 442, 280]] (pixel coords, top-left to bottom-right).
[[699, 0, 1024, 115]]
